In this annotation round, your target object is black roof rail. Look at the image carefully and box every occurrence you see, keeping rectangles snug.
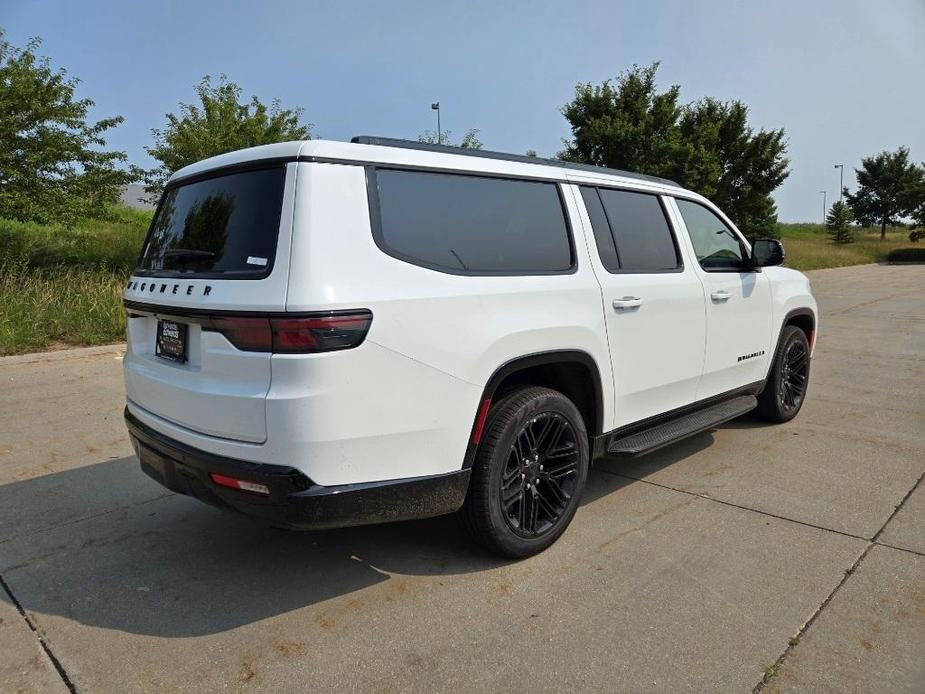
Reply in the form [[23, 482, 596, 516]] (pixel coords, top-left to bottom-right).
[[349, 136, 680, 187]]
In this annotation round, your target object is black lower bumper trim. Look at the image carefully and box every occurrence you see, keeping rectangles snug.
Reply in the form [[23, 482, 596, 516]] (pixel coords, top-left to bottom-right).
[[125, 408, 471, 529]]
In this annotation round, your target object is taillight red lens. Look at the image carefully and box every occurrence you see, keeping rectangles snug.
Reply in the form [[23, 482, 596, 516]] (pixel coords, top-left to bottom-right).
[[210, 317, 272, 352], [271, 312, 372, 353], [206, 311, 372, 353]]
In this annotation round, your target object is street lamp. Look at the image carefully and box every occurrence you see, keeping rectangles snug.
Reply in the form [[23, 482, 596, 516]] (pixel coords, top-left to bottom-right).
[[431, 102, 441, 145], [834, 164, 844, 203], [819, 190, 827, 222]]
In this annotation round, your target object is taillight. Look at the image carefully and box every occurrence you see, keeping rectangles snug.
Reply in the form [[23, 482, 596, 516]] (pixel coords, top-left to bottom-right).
[[210, 317, 273, 352], [272, 312, 372, 353], [208, 311, 372, 353]]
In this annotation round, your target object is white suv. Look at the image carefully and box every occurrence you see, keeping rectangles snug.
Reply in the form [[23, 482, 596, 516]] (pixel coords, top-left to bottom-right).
[[123, 137, 817, 557]]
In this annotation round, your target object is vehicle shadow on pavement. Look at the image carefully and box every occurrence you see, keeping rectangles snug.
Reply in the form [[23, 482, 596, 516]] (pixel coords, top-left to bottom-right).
[[0, 431, 722, 639]]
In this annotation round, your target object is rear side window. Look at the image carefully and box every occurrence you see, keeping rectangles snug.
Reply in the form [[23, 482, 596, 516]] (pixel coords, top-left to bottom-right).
[[137, 166, 287, 278], [597, 188, 680, 272], [579, 187, 620, 272], [371, 169, 574, 275]]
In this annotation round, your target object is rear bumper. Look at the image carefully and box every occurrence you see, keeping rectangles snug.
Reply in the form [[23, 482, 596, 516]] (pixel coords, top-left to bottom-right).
[[125, 408, 470, 529]]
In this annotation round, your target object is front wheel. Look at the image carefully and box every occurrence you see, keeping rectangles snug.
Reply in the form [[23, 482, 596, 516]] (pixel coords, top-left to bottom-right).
[[459, 386, 590, 558], [755, 325, 811, 423]]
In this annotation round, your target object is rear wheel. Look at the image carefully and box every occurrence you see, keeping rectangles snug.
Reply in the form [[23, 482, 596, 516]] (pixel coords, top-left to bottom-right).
[[755, 325, 811, 423], [460, 386, 589, 558]]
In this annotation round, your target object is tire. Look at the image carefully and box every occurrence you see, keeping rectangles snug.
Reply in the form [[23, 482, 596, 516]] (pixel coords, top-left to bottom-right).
[[459, 386, 590, 558], [755, 326, 811, 423]]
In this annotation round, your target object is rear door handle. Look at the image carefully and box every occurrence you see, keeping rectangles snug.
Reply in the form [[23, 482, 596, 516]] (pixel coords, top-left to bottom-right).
[[613, 296, 643, 310], [711, 290, 731, 302]]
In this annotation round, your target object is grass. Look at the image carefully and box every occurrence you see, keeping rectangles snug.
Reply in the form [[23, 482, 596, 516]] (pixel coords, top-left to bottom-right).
[[0, 206, 150, 355], [777, 223, 917, 271]]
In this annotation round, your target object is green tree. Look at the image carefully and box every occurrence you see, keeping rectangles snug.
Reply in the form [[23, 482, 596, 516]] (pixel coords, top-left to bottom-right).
[[844, 147, 923, 240], [0, 32, 130, 224], [137, 75, 311, 199], [906, 161, 925, 242], [559, 63, 789, 240], [825, 201, 854, 244], [417, 128, 483, 149]]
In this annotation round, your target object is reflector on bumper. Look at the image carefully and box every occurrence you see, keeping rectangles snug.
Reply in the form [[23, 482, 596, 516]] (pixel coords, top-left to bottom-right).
[[209, 473, 271, 495]]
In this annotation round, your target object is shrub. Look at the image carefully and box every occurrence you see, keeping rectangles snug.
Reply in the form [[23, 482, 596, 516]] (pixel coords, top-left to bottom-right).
[[885, 248, 925, 263]]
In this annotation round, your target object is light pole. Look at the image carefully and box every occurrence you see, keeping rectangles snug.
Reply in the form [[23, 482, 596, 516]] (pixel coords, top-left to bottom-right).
[[819, 190, 827, 222], [834, 164, 844, 203], [431, 102, 441, 145]]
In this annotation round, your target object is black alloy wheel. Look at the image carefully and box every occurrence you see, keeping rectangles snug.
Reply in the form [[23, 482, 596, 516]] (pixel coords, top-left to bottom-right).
[[501, 412, 579, 537], [459, 386, 590, 558], [755, 325, 811, 423], [779, 339, 809, 412]]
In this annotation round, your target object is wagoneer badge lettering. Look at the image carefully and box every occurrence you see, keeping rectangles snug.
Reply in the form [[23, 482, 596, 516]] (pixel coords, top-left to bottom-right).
[[737, 350, 766, 363], [124, 281, 214, 297]]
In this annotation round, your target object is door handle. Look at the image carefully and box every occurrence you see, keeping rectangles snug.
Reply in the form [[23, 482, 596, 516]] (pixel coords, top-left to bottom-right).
[[711, 290, 731, 302], [613, 296, 643, 310]]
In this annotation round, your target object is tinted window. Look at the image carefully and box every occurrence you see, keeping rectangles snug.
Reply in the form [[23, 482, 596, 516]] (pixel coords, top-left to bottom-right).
[[374, 169, 573, 274], [579, 186, 620, 272], [138, 166, 286, 277], [675, 199, 747, 271], [598, 188, 680, 272]]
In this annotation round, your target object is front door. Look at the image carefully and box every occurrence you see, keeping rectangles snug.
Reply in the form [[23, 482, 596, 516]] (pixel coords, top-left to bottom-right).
[[573, 184, 707, 429], [669, 197, 773, 399]]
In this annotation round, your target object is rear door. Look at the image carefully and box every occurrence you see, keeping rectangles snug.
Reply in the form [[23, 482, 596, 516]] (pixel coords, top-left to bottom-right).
[[668, 197, 773, 398], [123, 164, 295, 443], [574, 184, 706, 429]]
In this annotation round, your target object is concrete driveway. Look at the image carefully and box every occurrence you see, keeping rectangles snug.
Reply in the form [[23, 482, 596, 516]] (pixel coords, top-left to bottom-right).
[[1, 264, 922, 693]]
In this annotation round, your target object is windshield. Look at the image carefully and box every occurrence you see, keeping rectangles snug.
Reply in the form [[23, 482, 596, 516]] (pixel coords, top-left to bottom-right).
[[137, 165, 286, 277]]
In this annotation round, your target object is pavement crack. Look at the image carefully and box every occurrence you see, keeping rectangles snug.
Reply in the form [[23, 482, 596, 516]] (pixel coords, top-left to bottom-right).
[[595, 468, 872, 544], [751, 467, 925, 692], [0, 574, 77, 693], [870, 469, 925, 545], [751, 542, 874, 693]]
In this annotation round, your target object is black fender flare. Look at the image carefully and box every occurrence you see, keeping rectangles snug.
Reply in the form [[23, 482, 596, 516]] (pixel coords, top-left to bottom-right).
[[461, 350, 605, 470], [765, 308, 816, 379]]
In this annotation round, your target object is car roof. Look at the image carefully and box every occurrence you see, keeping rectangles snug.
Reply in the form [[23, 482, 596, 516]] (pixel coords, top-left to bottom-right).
[[167, 137, 689, 195]]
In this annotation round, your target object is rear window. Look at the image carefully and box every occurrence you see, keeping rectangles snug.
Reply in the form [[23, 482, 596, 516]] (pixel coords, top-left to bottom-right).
[[371, 169, 574, 275], [137, 166, 287, 278]]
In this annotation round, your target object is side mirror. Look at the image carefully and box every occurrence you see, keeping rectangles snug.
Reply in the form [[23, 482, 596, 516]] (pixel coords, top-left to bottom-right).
[[751, 239, 785, 267]]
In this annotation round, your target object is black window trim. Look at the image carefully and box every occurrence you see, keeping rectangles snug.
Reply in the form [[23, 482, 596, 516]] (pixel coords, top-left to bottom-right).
[[133, 162, 290, 281], [365, 165, 579, 277], [672, 195, 754, 274], [579, 183, 685, 275]]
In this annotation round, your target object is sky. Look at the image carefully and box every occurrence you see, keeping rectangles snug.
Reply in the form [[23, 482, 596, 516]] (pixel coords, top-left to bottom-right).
[[2, 0, 924, 222]]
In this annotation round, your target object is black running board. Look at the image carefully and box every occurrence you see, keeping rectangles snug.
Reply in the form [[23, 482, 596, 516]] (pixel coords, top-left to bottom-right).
[[606, 394, 758, 457]]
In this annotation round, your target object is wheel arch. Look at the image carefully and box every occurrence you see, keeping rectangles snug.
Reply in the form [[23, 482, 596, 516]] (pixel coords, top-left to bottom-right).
[[461, 350, 605, 470], [765, 307, 816, 381], [782, 307, 816, 349]]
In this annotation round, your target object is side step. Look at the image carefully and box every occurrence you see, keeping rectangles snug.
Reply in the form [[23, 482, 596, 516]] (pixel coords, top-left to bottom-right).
[[607, 395, 758, 456]]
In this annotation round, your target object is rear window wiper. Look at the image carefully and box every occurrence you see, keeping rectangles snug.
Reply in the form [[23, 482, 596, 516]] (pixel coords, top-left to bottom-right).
[[163, 249, 217, 260]]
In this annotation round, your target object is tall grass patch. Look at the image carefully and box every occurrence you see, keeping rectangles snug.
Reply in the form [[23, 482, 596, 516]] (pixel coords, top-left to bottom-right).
[[0, 257, 129, 354], [0, 205, 149, 355]]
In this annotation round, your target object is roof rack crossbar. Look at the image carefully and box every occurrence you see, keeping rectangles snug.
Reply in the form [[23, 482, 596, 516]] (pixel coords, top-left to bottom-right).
[[349, 136, 679, 187]]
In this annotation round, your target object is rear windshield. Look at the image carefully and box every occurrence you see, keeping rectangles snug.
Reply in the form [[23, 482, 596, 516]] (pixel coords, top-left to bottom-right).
[[136, 166, 286, 278]]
